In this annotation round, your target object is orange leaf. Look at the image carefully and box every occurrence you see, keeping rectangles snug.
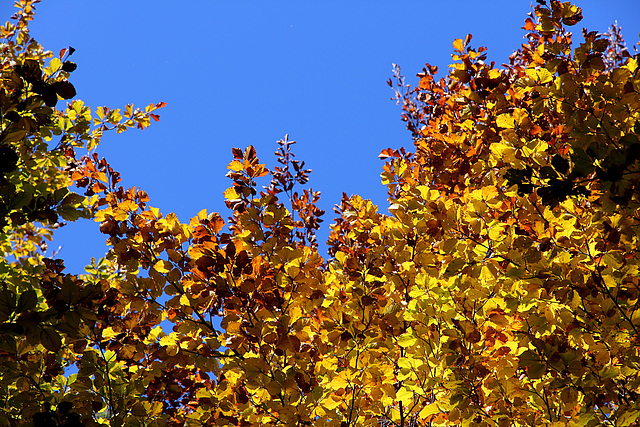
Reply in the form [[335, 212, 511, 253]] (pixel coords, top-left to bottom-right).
[[523, 18, 536, 31]]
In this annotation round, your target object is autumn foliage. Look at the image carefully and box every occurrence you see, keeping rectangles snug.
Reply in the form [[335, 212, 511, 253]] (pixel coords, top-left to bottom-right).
[[2, 0, 640, 426]]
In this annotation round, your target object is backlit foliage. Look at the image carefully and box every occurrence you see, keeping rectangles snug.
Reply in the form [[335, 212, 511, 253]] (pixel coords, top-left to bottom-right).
[[2, 0, 640, 426]]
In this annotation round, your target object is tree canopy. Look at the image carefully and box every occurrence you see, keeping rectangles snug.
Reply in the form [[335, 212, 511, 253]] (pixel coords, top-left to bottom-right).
[[2, 1, 640, 426]]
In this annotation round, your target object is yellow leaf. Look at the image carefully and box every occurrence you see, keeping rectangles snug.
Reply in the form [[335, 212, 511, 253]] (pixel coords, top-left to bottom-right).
[[323, 395, 344, 410], [145, 326, 163, 344], [196, 208, 208, 220], [453, 38, 464, 51], [525, 68, 553, 84], [101, 326, 118, 340], [111, 208, 129, 222], [289, 305, 304, 324], [396, 387, 414, 404], [196, 388, 213, 399], [227, 160, 244, 172], [417, 185, 439, 201], [419, 403, 441, 417], [401, 261, 414, 272], [533, 220, 546, 237], [488, 69, 502, 79], [398, 357, 423, 370], [118, 200, 138, 212], [397, 332, 418, 348], [224, 187, 239, 200], [180, 294, 190, 306], [159, 335, 174, 347], [285, 263, 300, 278], [153, 260, 172, 274], [320, 357, 339, 372], [49, 57, 62, 72], [513, 108, 528, 125], [496, 114, 515, 129], [490, 142, 516, 163], [329, 374, 349, 390], [251, 388, 271, 404], [481, 185, 498, 200], [543, 304, 556, 323], [96, 106, 106, 120], [537, 68, 553, 84], [93, 171, 108, 183]]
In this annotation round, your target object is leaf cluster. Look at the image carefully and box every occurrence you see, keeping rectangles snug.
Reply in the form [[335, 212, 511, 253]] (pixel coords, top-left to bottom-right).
[[3, 1, 640, 427]]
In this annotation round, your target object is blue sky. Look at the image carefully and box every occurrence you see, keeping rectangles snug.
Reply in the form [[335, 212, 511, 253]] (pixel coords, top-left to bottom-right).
[[10, 1, 640, 273]]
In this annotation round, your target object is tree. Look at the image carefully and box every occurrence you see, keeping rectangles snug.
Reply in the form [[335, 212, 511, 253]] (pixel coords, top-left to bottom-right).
[[0, 1, 165, 425], [2, 0, 640, 426]]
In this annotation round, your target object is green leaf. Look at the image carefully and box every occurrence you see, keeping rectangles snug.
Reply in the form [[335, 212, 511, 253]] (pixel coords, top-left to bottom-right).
[[570, 147, 595, 177], [527, 362, 546, 379], [61, 192, 85, 206], [58, 205, 83, 221], [0, 335, 17, 353], [16, 290, 38, 313], [0, 128, 27, 143], [619, 410, 640, 426], [600, 365, 620, 379], [63, 310, 81, 329], [506, 267, 524, 277], [519, 349, 540, 366], [61, 277, 79, 304], [11, 191, 32, 210], [53, 188, 69, 204], [40, 327, 62, 352], [0, 290, 16, 321], [444, 258, 465, 275]]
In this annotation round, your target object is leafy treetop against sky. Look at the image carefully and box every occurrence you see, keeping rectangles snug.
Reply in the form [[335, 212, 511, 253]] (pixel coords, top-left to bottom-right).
[[4, 1, 640, 425], [21, 0, 640, 273]]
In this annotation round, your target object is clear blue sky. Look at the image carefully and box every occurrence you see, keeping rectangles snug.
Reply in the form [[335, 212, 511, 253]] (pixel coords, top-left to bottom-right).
[[9, 1, 640, 273]]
